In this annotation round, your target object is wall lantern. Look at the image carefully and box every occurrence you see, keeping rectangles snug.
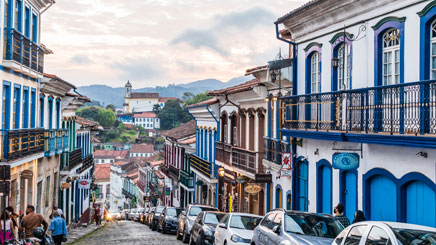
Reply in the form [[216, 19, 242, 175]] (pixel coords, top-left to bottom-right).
[[218, 167, 225, 177], [332, 57, 339, 68], [270, 71, 277, 83]]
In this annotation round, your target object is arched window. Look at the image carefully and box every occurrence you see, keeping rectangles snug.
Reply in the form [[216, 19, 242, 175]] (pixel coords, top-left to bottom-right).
[[431, 20, 436, 79], [311, 52, 321, 93], [337, 43, 351, 90], [382, 28, 401, 85]]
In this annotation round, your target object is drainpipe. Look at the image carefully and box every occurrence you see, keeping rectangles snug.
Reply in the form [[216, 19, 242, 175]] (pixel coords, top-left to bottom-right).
[[275, 22, 298, 210]]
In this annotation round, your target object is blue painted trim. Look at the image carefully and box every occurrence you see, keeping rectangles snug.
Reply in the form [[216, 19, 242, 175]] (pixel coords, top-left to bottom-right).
[[0, 65, 38, 82], [267, 99, 272, 138], [2, 81, 11, 131], [24, 5, 30, 38], [305, 47, 322, 94], [339, 169, 358, 220], [331, 36, 353, 91], [15, 0, 23, 32], [419, 4, 436, 80], [31, 12, 38, 43], [48, 97, 53, 129], [294, 156, 308, 211], [316, 159, 332, 214], [39, 94, 44, 128], [275, 98, 280, 139], [275, 184, 283, 208], [374, 18, 405, 86], [286, 190, 292, 210], [280, 129, 436, 149], [13, 85, 21, 129], [266, 182, 271, 212], [23, 86, 29, 128]]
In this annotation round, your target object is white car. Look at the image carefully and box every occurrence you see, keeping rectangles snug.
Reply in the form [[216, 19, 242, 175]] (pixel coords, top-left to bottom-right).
[[214, 212, 263, 245], [333, 221, 436, 245]]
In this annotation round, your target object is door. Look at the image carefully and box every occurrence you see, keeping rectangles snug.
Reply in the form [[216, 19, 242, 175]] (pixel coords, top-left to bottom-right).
[[319, 166, 332, 214], [298, 161, 308, 211], [406, 181, 436, 227], [369, 175, 396, 222], [342, 171, 357, 222]]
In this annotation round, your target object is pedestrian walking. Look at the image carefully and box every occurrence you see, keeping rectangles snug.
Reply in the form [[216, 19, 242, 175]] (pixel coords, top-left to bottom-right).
[[0, 211, 15, 244], [48, 210, 67, 245], [19, 205, 48, 239], [352, 210, 366, 224], [50, 205, 64, 220], [333, 204, 350, 228], [5, 206, 18, 238], [95, 206, 101, 226]]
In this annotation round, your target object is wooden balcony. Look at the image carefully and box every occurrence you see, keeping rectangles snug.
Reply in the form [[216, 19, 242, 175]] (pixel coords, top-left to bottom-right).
[[78, 155, 93, 173], [0, 128, 44, 162], [216, 141, 263, 174], [44, 129, 69, 156]]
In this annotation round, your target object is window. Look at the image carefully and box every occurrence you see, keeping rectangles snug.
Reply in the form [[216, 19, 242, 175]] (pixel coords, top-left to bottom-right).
[[223, 125, 228, 143], [45, 176, 50, 207], [36, 181, 42, 213], [261, 213, 277, 229], [53, 172, 58, 204], [431, 20, 436, 79], [365, 226, 391, 245], [2, 84, 10, 130], [22, 88, 28, 128], [31, 13, 37, 43], [344, 225, 367, 245], [30, 90, 35, 128], [382, 29, 400, 85], [13, 86, 20, 129], [311, 52, 321, 93], [24, 6, 29, 37], [39, 96, 44, 127], [337, 43, 351, 90]]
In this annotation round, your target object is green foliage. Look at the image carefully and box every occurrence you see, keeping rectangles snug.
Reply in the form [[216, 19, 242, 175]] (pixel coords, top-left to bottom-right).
[[182, 92, 194, 101], [184, 92, 212, 106], [99, 123, 138, 143], [106, 104, 116, 112], [152, 104, 162, 114], [155, 137, 165, 144], [76, 106, 116, 128], [159, 99, 191, 130]]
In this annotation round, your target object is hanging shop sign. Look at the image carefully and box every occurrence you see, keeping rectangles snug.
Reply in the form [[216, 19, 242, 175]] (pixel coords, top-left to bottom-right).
[[244, 184, 262, 194], [21, 170, 33, 179], [332, 153, 359, 170], [281, 153, 292, 177], [61, 183, 71, 190], [255, 173, 272, 183], [236, 176, 250, 184], [78, 179, 91, 189]]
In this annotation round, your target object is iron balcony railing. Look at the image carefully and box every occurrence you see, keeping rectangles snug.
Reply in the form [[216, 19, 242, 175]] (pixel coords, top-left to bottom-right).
[[263, 137, 290, 164], [65, 148, 82, 170], [216, 141, 232, 166], [44, 129, 69, 156], [180, 170, 194, 189], [78, 155, 93, 173], [4, 29, 45, 73], [282, 80, 436, 135], [0, 128, 44, 162], [216, 141, 262, 174], [169, 165, 179, 178]]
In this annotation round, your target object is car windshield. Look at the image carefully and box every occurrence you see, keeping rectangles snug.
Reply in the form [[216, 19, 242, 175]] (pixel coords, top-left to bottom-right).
[[155, 207, 164, 214], [167, 208, 181, 217], [229, 215, 262, 230], [189, 207, 217, 217], [284, 213, 343, 238], [204, 213, 225, 225], [393, 228, 436, 245]]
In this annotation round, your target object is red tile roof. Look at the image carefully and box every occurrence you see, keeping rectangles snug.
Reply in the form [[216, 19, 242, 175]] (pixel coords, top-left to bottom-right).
[[133, 112, 157, 118], [276, 0, 322, 24], [130, 93, 159, 99], [149, 160, 163, 167], [113, 159, 129, 166], [160, 120, 195, 140], [93, 150, 129, 159], [208, 79, 261, 96], [75, 116, 99, 127], [178, 137, 196, 144], [186, 98, 218, 108], [154, 170, 165, 179], [159, 97, 178, 103], [94, 164, 110, 180], [130, 144, 154, 153], [245, 65, 269, 75]]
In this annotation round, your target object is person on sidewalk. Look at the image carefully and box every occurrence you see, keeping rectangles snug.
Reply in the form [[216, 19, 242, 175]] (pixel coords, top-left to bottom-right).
[[5, 206, 18, 238], [49, 210, 67, 245], [0, 211, 15, 244], [94, 206, 101, 226], [352, 210, 366, 224], [333, 204, 350, 228], [49, 205, 64, 220], [19, 206, 48, 239]]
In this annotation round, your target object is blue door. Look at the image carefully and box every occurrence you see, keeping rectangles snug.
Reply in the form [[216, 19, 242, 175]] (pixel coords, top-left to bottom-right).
[[406, 181, 436, 227], [299, 161, 308, 211], [342, 171, 357, 222], [370, 175, 397, 221], [320, 166, 332, 214]]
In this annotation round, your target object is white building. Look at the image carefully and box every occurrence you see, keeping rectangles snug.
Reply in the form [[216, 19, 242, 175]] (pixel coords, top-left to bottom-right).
[[94, 164, 110, 210], [130, 144, 154, 158], [122, 81, 176, 113], [133, 112, 160, 129], [271, 0, 436, 227], [110, 164, 125, 210]]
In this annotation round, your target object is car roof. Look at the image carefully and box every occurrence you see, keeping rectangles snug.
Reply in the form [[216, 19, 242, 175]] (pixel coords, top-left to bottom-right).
[[284, 210, 335, 218], [228, 212, 263, 218], [202, 211, 226, 215], [189, 204, 217, 209], [361, 221, 436, 232]]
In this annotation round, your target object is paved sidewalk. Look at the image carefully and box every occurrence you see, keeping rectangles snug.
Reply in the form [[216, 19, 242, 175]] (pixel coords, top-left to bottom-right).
[[66, 222, 105, 244]]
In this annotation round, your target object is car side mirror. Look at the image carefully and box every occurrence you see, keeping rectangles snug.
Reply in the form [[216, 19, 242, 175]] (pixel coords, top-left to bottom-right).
[[218, 223, 227, 229], [272, 225, 281, 235]]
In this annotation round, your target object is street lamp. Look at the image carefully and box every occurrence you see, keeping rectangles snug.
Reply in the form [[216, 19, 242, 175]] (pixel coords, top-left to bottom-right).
[[218, 167, 225, 177], [331, 57, 339, 68], [270, 71, 277, 83]]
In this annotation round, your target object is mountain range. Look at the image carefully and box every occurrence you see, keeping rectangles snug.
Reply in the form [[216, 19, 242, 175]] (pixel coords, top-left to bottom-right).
[[76, 76, 253, 107]]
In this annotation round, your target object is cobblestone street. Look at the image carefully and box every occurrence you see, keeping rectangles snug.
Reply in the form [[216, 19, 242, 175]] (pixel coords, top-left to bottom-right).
[[73, 220, 184, 245]]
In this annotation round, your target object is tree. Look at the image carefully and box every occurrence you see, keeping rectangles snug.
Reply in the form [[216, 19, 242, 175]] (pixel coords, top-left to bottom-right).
[[152, 104, 162, 115], [158, 99, 190, 130], [106, 104, 116, 112], [182, 92, 194, 102], [184, 92, 212, 106], [76, 106, 116, 128]]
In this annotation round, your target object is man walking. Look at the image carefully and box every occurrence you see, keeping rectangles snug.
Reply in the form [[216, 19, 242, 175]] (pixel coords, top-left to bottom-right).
[[19, 206, 48, 238], [333, 204, 350, 228]]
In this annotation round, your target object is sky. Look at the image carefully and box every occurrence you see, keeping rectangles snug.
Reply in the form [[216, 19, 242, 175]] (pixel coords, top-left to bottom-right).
[[41, 0, 308, 88]]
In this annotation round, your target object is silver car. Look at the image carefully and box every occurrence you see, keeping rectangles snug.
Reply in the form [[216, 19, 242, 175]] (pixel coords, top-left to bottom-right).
[[251, 209, 344, 245], [333, 221, 436, 245]]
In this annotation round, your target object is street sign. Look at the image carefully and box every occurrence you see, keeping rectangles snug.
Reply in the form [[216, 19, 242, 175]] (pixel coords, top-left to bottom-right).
[[281, 153, 292, 177], [78, 179, 91, 189], [332, 153, 359, 170], [165, 187, 171, 195], [255, 173, 272, 183], [245, 184, 262, 195]]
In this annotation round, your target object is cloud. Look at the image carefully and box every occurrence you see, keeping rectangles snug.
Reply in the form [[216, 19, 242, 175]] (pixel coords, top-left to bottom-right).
[[70, 54, 93, 64], [171, 6, 275, 56], [111, 58, 164, 81]]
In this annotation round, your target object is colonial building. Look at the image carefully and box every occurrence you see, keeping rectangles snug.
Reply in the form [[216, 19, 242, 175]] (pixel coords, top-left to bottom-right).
[[133, 112, 160, 129], [94, 150, 129, 164], [94, 163, 110, 210], [130, 143, 154, 158], [272, 0, 436, 227], [122, 81, 175, 113]]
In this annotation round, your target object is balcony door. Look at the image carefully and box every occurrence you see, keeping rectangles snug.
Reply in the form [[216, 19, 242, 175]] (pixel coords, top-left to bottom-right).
[[341, 171, 357, 222]]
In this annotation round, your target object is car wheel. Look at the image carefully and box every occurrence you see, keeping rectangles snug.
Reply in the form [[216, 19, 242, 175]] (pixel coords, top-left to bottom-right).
[[182, 227, 190, 243], [176, 225, 183, 240]]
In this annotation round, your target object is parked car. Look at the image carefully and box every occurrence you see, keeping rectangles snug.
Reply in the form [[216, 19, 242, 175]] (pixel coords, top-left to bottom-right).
[[158, 207, 182, 234], [129, 209, 137, 220], [177, 204, 219, 243], [190, 211, 226, 245], [214, 212, 262, 245], [333, 221, 436, 245], [148, 207, 156, 228], [145, 207, 154, 225], [150, 206, 165, 231], [142, 207, 150, 224], [251, 209, 343, 245], [135, 208, 144, 221]]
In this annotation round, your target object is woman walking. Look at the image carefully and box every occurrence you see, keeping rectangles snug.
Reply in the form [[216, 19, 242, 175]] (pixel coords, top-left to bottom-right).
[[49, 210, 67, 245], [0, 211, 15, 244]]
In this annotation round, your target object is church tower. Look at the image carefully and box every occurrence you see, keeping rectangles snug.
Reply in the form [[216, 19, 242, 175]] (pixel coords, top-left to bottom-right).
[[123, 80, 132, 113]]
